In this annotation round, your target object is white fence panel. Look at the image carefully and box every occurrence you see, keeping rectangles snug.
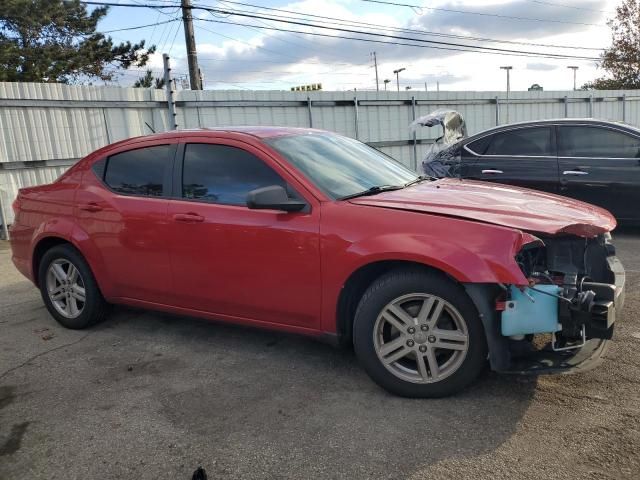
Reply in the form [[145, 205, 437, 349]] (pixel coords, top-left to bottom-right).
[[2, 82, 640, 231]]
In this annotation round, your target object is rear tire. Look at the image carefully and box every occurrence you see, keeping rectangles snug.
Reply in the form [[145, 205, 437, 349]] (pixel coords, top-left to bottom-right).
[[353, 268, 487, 398], [38, 244, 108, 329]]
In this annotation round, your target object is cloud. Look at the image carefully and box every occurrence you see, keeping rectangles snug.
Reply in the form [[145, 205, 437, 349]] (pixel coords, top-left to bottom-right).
[[168, 0, 611, 89], [526, 62, 560, 71], [410, 0, 608, 39]]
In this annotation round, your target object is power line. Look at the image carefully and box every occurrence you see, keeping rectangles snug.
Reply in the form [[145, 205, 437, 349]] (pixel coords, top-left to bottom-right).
[[81, 1, 605, 58], [100, 18, 179, 33], [358, 0, 607, 27], [204, 0, 605, 51], [197, 16, 599, 60], [193, 7, 601, 60], [527, 0, 613, 13]]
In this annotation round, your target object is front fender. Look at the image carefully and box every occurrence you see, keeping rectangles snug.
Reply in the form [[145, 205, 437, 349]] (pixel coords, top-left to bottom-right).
[[343, 231, 528, 285]]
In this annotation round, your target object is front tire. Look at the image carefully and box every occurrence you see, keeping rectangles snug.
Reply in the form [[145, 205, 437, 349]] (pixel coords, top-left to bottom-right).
[[353, 268, 487, 398], [39, 244, 108, 329]]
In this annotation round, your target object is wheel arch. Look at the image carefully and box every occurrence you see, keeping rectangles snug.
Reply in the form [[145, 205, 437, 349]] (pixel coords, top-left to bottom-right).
[[335, 260, 457, 346], [32, 236, 75, 288]]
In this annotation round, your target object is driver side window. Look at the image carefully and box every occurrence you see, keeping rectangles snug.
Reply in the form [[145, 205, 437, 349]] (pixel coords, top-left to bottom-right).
[[182, 144, 298, 205]]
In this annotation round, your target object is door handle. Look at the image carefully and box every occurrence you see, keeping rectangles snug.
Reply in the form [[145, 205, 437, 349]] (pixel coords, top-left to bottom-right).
[[563, 170, 589, 176], [173, 212, 204, 223], [79, 202, 102, 212], [481, 169, 504, 174]]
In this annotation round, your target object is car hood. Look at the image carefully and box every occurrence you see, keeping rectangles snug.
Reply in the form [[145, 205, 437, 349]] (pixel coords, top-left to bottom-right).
[[349, 178, 616, 237]]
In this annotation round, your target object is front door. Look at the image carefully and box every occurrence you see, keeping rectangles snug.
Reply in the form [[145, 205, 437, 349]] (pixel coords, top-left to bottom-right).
[[463, 125, 559, 194], [167, 140, 322, 329], [557, 124, 640, 222]]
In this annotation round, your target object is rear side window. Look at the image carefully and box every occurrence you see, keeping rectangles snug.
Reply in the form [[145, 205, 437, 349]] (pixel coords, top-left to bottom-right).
[[182, 144, 287, 205], [466, 136, 492, 155], [104, 145, 171, 197], [558, 126, 640, 158], [481, 127, 553, 156]]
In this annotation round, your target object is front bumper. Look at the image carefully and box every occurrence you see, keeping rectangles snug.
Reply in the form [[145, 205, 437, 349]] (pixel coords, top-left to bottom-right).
[[506, 255, 625, 375]]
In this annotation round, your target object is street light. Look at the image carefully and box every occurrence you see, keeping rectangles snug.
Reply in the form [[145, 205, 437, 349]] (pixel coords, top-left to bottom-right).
[[393, 67, 405, 92], [405, 86, 412, 90], [567, 66, 579, 91], [383, 79, 391, 91], [500, 66, 513, 123]]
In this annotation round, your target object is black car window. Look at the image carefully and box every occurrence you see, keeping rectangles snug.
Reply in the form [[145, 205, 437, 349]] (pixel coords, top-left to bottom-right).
[[466, 135, 492, 155], [483, 127, 553, 156], [104, 145, 171, 197], [182, 144, 289, 205], [558, 126, 640, 158]]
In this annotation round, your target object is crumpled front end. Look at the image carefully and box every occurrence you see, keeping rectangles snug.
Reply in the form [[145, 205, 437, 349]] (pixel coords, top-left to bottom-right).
[[466, 233, 625, 375]]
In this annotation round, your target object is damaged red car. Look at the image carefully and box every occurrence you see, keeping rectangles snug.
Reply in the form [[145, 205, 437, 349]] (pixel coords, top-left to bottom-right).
[[9, 127, 625, 397]]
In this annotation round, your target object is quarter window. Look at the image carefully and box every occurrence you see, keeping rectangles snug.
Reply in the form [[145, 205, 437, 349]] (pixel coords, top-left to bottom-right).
[[483, 127, 553, 156], [558, 126, 640, 158], [104, 145, 171, 197], [182, 144, 288, 205]]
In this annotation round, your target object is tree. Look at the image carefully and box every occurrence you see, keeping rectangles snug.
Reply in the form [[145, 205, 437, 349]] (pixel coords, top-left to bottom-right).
[[583, 0, 640, 90], [133, 69, 165, 89], [0, 0, 156, 83]]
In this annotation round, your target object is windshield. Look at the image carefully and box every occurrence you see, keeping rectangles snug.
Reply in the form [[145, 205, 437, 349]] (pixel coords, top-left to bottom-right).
[[265, 133, 418, 199]]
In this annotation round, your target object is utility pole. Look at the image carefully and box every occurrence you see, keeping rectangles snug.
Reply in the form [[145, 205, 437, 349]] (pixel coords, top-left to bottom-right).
[[393, 67, 405, 92], [163, 54, 178, 130], [500, 66, 512, 123], [181, 0, 202, 90], [371, 52, 379, 91], [424, 82, 427, 91], [567, 66, 579, 91], [436, 81, 440, 92]]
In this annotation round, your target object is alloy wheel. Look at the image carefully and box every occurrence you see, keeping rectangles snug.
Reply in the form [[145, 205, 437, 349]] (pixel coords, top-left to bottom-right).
[[46, 259, 86, 319], [373, 293, 469, 384]]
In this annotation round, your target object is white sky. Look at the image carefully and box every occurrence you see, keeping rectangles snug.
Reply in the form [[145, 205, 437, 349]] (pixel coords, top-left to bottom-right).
[[100, 0, 622, 91]]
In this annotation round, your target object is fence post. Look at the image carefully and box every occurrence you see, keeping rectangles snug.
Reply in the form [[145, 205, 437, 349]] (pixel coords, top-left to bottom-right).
[[307, 96, 313, 128], [588, 94, 593, 118], [196, 106, 203, 128], [495, 96, 500, 125], [354, 96, 359, 140], [411, 96, 417, 171], [163, 53, 178, 130], [622, 94, 626, 123], [0, 185, 8, 240], [564, 96, 568, 118], [102, 108, 111, 144]]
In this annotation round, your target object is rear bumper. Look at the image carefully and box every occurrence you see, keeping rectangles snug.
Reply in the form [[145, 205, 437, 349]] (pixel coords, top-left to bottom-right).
[[8, 222, 35, 283]]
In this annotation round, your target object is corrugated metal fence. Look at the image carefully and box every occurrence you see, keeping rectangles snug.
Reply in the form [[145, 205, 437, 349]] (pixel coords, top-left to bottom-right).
[[2, 82, 640, 232]]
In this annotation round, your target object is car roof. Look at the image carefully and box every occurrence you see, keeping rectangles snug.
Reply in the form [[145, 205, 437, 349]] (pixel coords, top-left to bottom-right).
[[469, 118, 640, 140], [127, 126, 325, 143]]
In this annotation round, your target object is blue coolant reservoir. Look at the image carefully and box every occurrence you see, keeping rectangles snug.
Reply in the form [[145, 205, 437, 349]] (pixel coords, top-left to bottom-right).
[[501, 285, 562, 336]]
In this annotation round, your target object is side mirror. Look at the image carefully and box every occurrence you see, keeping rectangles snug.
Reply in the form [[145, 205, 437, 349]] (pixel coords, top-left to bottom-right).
[[246, 185, 307, 212]]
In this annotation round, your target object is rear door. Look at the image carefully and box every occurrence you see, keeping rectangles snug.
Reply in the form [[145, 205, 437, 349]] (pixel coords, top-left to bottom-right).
[[557, 124, 640, 222], [75, 142, 176, 303], [463, 126, 559, 194]]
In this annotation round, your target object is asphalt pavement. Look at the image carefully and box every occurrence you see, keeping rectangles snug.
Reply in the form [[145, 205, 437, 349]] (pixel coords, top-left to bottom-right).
[[1, 232, 639, 480]]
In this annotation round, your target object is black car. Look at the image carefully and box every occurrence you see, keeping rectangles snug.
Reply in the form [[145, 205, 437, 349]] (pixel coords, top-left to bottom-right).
[[423, 119, 640, 224]]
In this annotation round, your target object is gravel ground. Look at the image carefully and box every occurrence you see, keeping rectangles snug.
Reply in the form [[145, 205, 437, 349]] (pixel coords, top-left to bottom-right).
[[1, 233, 639, 480]]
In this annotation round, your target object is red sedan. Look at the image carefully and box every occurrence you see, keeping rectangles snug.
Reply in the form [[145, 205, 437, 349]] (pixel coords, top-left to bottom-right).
[[9, 127, 625, 397]]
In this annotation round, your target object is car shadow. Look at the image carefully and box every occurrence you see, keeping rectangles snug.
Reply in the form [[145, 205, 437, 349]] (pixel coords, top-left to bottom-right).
[[84, 306, 538, 478]]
